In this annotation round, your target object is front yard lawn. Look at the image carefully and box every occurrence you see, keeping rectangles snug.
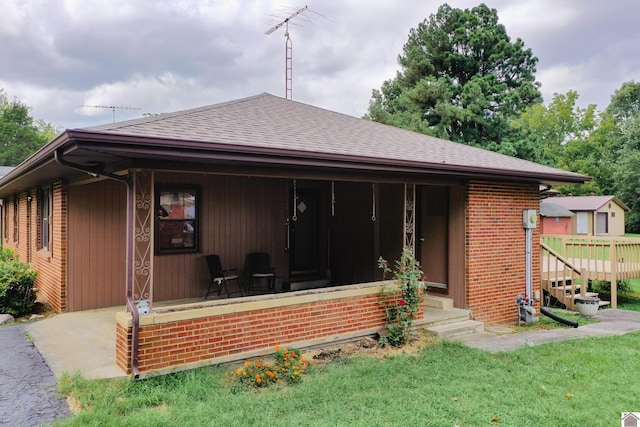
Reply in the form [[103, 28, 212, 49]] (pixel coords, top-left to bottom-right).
[[53, 329, 640, 427]]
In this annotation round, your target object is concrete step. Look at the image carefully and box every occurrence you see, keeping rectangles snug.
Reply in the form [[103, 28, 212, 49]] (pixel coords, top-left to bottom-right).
[[424, 295, 454, 310], [427, 320, 484, 338], [423, 306, 471, 327]]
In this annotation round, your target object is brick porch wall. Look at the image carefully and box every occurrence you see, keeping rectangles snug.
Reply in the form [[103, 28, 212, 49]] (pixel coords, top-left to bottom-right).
[[466, 181, 541, 323], [116, 282, 417, 375]]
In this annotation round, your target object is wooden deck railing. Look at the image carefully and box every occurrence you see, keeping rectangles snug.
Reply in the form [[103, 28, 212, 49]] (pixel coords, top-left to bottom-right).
[[542, 235, 640, 309]]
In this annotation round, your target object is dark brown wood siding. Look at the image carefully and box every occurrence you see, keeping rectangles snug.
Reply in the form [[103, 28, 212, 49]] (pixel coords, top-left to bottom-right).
[[67, 180, 126, 311], [153, 173, 288, 301]]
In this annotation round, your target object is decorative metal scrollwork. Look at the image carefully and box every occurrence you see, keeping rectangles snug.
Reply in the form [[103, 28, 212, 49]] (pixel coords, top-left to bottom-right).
[[133, 170, 153, 305]]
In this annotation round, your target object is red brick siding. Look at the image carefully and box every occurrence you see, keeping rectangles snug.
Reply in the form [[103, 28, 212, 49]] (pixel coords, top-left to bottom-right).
[[466, 181, 540, 323], [3, 182, 68, 312], [117, 289, 418, 374]]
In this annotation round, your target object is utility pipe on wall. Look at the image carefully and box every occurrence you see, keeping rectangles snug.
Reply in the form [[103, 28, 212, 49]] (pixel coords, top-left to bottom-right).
[[54, 150, 140, 378]]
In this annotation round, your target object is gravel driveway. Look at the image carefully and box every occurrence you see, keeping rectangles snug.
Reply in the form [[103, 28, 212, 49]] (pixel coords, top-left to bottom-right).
[[0, 323, 70, 426]]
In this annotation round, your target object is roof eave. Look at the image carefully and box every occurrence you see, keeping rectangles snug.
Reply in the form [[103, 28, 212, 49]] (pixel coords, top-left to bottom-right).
[[0, 129, 590, 197], [65, 130, 590, 185]]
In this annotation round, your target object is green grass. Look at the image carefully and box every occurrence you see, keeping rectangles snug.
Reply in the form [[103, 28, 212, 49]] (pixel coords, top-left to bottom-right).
[[53, 330, 640, 427]]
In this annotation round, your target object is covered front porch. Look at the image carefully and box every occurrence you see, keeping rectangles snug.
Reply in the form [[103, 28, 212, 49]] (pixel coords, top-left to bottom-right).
[[67, 170, 466, 312]]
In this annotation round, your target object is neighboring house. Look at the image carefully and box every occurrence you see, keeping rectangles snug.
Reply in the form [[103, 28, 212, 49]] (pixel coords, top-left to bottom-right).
[[0, 93, 588, 376], [546, 195, 630, 236], [540, 200, 575, 235]]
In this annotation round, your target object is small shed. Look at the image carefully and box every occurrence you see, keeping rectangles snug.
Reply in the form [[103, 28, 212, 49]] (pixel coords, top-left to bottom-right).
[[540, 200, 575, 235], [546, 195, 630, 236]]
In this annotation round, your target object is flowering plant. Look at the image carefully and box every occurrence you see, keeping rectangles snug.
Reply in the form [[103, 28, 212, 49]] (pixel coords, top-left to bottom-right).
[[235, 346, 309, 388], [378, 248, 425, 347]]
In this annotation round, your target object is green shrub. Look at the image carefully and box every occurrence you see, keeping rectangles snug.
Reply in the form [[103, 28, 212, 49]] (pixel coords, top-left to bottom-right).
[[592, 279, 631, 294], [377, 248, 425, 347], [0, 248, 37, 317]]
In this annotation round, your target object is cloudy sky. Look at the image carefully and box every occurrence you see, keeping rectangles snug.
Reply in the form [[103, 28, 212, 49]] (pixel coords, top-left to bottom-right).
[[1, 0, 639, 130]]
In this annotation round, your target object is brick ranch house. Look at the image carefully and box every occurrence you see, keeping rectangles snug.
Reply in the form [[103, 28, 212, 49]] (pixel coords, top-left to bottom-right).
[[0, 93, 588, 376]]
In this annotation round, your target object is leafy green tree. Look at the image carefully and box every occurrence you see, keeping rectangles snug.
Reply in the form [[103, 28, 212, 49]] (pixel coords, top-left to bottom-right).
[[511, 91, 597, 165], [604, 81, 640, 131], [367, 3, 541, 151], [602, 81, 640, 232], [0, 89, 58, 166], [613, 148, 640, 233]]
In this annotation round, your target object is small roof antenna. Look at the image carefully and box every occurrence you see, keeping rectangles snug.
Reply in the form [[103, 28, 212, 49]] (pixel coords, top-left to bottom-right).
[[80, 104, 141, 123], [265, 6, 308, 100]]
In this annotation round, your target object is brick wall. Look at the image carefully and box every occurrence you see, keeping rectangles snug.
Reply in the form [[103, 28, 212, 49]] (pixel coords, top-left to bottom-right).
[[116, 283, 415, 375], [3, 182, 68, 312], [466, 181, 540, 323], [31, 181, 67, 312]]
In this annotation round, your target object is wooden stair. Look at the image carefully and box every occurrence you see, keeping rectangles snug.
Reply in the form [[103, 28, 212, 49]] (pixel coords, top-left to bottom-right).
[[541, 277, 610, 310]]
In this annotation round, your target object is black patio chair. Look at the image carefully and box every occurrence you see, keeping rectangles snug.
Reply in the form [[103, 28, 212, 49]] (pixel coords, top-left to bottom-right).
[[205, 255, 242, 299], [245, 252, 276, 294]]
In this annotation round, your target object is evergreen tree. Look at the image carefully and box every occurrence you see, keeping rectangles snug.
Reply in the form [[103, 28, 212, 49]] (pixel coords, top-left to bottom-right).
[[367, 3, 541, 152]]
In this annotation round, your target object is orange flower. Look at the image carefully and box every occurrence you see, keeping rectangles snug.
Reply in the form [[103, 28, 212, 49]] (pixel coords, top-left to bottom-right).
[[245, 361, 251, 366], [274, 345, 281, 351]]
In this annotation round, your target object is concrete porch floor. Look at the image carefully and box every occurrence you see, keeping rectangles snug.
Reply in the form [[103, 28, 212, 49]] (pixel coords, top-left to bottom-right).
[[25, 296, 470, 380], [25, 298, 206, 380]]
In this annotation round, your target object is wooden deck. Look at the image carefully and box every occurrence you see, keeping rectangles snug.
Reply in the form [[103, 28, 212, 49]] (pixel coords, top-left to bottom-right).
[[541, 235, 640, 310]]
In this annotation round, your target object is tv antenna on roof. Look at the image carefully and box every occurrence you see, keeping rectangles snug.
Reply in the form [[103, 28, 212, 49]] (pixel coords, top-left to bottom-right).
[[265, 5, 309, 100], [80, 104, 141, 123]]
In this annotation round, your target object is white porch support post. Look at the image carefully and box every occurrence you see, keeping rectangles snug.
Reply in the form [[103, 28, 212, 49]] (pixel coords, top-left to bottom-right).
[[404, 183, 416, 255], [133, 170, 154, 308]]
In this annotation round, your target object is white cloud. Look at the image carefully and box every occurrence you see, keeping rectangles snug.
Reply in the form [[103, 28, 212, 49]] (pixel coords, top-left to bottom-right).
[[1, 0, 639, 129]]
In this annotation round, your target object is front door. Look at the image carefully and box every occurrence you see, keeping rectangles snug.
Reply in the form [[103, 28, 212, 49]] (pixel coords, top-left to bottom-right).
[[418, 186, 449, 286], [289, 189, 321, 279], [416, 184, 466, 308]]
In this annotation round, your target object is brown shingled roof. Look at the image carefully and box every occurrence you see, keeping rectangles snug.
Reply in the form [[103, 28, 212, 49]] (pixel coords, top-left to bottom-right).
[[80, 93, 587, 184], [0, 93, 589, 196]]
